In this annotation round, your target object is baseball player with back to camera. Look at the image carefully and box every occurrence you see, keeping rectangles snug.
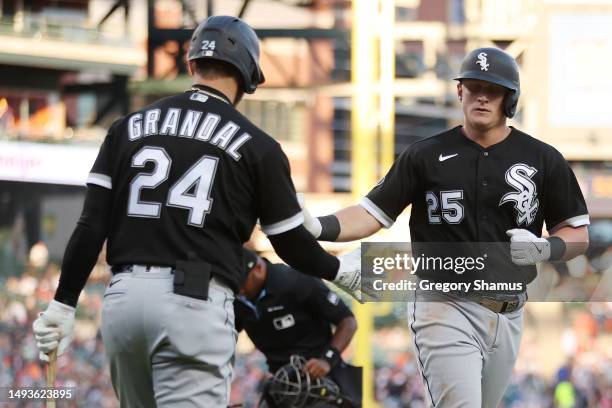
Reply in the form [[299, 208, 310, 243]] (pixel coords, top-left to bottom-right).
[[30, 16, 362, 408], [301, 47, 590, 407], [236, 248, 362, 407]]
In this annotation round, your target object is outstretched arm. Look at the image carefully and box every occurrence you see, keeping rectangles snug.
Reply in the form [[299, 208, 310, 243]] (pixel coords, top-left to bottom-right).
[[268, 226, 363, 302], [335, 205, 383, 241], [302, 204, 383, 242]]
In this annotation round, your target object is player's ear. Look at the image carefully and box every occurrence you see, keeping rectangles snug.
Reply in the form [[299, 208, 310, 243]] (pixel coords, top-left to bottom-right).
[[457, 82, 463, 101], [254, 259, 266, 278], [187, 60, 195, 76]]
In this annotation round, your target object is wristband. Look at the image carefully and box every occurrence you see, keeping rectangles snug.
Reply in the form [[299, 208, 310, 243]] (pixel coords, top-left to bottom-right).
[[318, 215, 341, 242], [546, 236, 566, 261], [322, 346, 341, 368]]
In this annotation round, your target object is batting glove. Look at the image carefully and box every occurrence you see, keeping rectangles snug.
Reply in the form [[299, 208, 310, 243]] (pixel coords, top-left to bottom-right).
[[506, 228, 551, 266], [296, 193, 322, 238], [333, 247, 363, 303], [32, 300, 76, 362]]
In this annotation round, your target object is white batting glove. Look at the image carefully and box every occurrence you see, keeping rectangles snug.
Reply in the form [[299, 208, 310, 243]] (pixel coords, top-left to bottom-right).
[[333, 247, 363, 303], [32, 300, 76, 362], [297, 193, 322, 238], [506, 228, 551, 266]]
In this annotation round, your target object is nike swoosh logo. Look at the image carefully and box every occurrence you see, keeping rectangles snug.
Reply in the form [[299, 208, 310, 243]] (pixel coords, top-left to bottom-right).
[[531, 242, 543, 254], [438, 153, 458, 162], [109, 279, 122, 288]]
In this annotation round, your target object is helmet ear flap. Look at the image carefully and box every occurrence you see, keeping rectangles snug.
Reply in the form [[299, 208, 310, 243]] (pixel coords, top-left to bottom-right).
[[504, 89, 519, 118]]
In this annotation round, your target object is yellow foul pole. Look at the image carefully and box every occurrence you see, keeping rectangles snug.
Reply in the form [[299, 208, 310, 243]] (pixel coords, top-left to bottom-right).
[[351, 0, 380, 406], [352, 0, 396, 405]]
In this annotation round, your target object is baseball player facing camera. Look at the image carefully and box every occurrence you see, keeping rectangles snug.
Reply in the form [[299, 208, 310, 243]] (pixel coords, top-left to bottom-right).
[[32, 16, 362, 408], [235, 248, 362, 408], [302, 47, 590, 407]]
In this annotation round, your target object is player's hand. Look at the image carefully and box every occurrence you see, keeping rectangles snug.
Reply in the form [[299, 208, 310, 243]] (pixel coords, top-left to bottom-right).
[[333, 247, 364, 303], [506, 228, 551, 266], [304, 358, 331, 379], [32, 300, 76, 362], [296, 193, 322, 238]]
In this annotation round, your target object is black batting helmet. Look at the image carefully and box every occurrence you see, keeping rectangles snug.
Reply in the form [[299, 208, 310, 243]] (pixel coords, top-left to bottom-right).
[[454, 47, 520, 118], [188, 16, 265, 94]]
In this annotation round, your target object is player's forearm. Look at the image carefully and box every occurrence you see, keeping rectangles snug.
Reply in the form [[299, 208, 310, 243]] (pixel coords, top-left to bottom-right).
[[330, 316, 357, 353], [54, 186, 110, 307], [334, 205, 382, 241], [55, 225, 106, 306], [269, 225, 340, 281], [552, 225, 589, 261]]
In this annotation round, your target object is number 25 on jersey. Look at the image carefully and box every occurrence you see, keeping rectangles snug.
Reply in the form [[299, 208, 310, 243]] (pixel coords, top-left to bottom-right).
[[426, 190, 464, 224]]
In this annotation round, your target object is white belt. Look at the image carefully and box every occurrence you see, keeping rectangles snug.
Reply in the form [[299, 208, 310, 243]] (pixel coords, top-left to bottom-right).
[[123, 264, 173, 274]]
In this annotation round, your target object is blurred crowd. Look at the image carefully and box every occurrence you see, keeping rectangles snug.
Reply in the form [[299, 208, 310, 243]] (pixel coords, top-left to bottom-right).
[[373, 347, 612, 408], [0, 261, 116, 407], [373, 305, 612, 408], [0, 252, 610, 407]]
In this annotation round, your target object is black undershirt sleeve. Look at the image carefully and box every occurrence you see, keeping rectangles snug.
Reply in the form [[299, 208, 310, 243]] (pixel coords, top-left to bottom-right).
[[268, 226, 339, 281], [54, 185, 111, 307]]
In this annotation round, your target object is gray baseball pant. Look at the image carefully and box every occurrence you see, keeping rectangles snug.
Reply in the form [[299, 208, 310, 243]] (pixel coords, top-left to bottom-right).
[[407, 290, 523, 408], [100, 265, 237, 408]]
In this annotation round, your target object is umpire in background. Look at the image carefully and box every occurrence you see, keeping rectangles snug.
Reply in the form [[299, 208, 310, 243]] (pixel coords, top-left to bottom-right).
[[235, 248, 361, 407], [31, 16, 362, 408]]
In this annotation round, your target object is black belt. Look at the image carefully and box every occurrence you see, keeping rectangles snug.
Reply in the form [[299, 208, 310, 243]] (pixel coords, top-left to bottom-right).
[[465, 292, 527, 314], [111, 264, 235, 292]]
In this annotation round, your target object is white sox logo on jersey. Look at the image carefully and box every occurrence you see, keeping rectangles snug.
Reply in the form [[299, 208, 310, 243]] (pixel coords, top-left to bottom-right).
[[476, 52, 489, 71], [499, 164, 539, 226]]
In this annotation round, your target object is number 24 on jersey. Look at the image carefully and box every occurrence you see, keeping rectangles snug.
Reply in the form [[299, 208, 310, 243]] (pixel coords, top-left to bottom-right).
[[127, 146, 218, 228]]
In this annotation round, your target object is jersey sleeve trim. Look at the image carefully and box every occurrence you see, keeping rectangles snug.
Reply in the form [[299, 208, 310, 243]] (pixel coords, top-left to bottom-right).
[[548, 214, 590, 234], [261, 212, 305, 236], [359, 197, 394, 228], [86, 173, 112, 189]]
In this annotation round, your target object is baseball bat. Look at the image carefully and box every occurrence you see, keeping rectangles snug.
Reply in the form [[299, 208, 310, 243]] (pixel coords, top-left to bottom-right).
[[46, 349, 57, 408]]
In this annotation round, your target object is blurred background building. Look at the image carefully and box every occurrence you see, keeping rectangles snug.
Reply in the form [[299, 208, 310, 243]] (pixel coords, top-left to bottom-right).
[[1, 0, 611, 254], [0, 1, 610, 407]]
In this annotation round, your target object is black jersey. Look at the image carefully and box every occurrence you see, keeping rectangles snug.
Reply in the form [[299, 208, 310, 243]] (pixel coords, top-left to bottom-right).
[[362, 126, 589, 285], [86, 85, 303, 292], [234, 260, 353, 372]]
